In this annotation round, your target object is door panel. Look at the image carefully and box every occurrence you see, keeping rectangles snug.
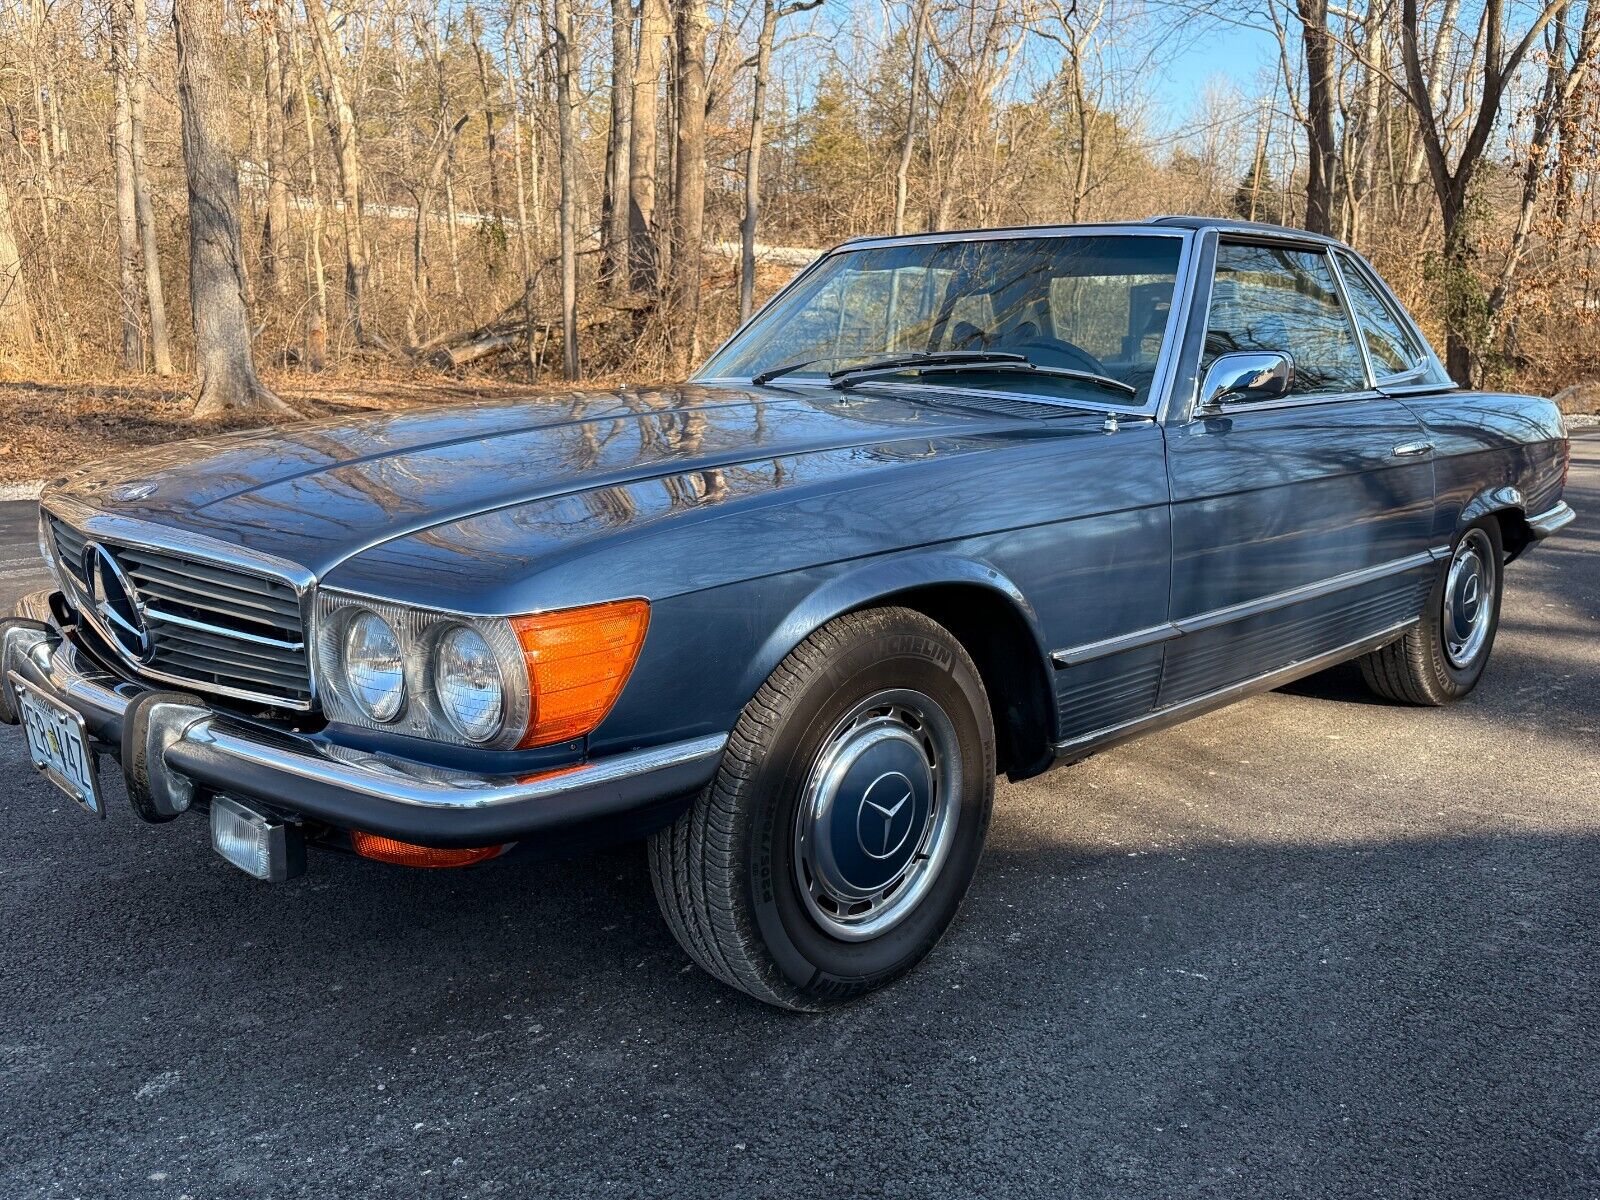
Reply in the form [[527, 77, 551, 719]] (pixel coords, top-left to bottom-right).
[[1163, 396, 1437, 705]]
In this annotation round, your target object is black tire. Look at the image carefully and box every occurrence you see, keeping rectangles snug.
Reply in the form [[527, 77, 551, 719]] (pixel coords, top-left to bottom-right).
[[648, 606, 996, 1011], [1358, 517, 1505, 705]]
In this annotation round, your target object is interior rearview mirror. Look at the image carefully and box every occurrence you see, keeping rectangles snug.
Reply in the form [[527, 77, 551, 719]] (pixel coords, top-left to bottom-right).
[[1198, 352, 1295, 411]]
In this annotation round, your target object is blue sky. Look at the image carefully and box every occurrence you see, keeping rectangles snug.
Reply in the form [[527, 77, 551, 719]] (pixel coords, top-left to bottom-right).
[[1149, 18, 1281, 117]]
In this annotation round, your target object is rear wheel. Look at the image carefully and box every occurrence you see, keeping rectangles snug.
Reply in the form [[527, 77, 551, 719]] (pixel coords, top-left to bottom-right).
[[1359, 518, 1504, 705], [648, 607, 995, 1010]]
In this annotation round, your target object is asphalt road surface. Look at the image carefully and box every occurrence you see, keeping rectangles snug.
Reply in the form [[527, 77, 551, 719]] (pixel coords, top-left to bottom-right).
[[2, 441, 1597, 1199]]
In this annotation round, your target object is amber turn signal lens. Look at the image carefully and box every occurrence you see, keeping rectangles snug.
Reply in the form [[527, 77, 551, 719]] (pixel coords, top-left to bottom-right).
[[511, 599, 650, 748], [349, 831, 505, 868]]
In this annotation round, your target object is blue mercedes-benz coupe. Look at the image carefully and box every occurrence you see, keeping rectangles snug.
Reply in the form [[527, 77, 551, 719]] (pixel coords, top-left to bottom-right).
[[2, 217, 1573, 1008]]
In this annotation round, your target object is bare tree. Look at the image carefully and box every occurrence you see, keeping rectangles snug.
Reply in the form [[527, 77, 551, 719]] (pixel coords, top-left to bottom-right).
[[629, 0, 668, 292], [1293, 0, 1340, 235], [740, 0, 821, 321], [1400, 0, 1571, 380], [291, 16, 330, 369], [172, 0, 289, 415], [602, 0, 633, 291], [0, 177, 33, 350], [893, 0, 930, 236], [1488, 3, 1600, 332], [129, 0, 172, 374], [109, 0, 143, 370], [667, 0, 708, 370], [261, 0, 294, 297], [304, 0, 376, 347], [554, 0, 581, 378]]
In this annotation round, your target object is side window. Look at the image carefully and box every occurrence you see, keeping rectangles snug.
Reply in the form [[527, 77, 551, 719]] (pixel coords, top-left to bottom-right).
[[1334, 252, 1426, 379], [1203, 243, 1368, 396]]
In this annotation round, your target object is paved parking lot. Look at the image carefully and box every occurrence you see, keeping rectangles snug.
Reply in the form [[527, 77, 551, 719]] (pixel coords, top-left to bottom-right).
[[1, 439, 1596, 1198]]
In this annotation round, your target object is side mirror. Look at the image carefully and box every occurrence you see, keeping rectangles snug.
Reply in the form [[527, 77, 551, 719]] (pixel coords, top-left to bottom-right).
[[1198, 352, 1295, 411]]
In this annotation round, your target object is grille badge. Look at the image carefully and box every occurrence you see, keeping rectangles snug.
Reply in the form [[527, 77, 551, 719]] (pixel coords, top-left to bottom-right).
[[83, 542, 154, 662]]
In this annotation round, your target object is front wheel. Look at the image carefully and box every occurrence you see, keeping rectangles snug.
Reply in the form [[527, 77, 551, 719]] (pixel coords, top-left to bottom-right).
[[1358, 518, 1505, 705], [648, 607, 995, 1010]]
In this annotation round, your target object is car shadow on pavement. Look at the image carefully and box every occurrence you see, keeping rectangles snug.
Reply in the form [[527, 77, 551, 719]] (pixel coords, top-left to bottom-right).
[[5, 797, 1599, 1196]]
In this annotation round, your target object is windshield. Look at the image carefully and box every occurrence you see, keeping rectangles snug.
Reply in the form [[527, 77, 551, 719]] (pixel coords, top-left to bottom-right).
[[698, 233, 1186, 408]]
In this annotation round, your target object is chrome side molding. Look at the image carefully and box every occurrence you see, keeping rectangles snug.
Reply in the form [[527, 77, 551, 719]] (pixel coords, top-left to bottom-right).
[[1050, 548, 1446, 668]]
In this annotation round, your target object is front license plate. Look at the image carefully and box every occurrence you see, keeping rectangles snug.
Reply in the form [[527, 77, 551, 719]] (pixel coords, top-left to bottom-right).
[[11, 673, 103, 817]]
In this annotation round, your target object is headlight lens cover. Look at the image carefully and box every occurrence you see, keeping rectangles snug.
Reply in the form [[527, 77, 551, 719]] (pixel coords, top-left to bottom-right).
[[315, 592, 648, 750], [342, 609, 405, 721], [433, 624, 504, 742]]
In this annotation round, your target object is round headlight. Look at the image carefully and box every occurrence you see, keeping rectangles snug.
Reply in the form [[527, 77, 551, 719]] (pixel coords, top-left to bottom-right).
[[433, 625, 504, 743], [342, 610, 405, 722]]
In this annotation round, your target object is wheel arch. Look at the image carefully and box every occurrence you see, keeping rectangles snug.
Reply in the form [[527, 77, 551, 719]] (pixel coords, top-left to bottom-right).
[[1458, 485, 1535, 561], [740, 554, 1059, 782]]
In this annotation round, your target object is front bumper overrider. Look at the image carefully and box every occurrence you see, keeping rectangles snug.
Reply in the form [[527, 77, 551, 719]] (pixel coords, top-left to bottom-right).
[[0, 595, 725, 853]]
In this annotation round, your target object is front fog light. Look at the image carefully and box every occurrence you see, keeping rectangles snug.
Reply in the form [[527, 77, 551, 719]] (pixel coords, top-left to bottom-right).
[[210, 796, 305, 882], [343, 609, 405, 722], [433, 624, 505, 742]]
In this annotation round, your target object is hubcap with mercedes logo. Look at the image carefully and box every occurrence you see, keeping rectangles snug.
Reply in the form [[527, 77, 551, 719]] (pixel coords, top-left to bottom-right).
[[83, 541, 153, 661], [1443, 527, 1496, 669], [793, 689, 962, 941]]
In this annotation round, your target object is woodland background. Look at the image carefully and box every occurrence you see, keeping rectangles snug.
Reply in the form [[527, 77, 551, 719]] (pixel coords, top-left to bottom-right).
[[0, 0, 1598, 427]]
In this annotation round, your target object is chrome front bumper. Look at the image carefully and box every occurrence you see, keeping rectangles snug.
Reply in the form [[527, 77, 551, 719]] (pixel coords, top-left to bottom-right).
[[0, 600, 725, 849]]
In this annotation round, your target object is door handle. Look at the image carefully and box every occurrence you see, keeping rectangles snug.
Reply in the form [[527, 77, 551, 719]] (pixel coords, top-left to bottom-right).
[[1392, 440, 1434, 458]]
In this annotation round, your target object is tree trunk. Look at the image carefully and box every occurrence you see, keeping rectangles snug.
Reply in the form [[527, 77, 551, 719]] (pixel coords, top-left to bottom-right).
[[554, 0, 581, 379], [629, 0, 667, 293], [0, 178, 33, 350], [1554, 0, 1600, 222], [506, 16, 539, 379], [110, 0, 143, 371], [601, 0, 632, 291], [293, 19, 328, 370], [471, 14, 504, 227], [1439, 193, 1476, 385], [1297, 0, 1339, 235], [304, 0, 374, 348], [130, 0, 172, 374], [893, 0, 929, 236], [740, 0, 778, 323], [668, 0, 708, 373], [172, 0, 288, 416], [261, 5, 292, 297]]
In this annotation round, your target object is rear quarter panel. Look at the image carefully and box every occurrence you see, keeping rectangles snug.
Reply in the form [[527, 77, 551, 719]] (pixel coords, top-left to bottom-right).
[[1397, 391, 1568, 544]]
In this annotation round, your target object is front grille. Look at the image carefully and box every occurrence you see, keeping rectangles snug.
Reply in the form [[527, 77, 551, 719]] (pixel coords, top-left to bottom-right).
[[46, 513, 313, 708], [49, 517, 90, 591]]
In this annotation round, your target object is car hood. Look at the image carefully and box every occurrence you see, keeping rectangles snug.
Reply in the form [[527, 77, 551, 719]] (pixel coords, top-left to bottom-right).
[[43, 383, 1072, 578]]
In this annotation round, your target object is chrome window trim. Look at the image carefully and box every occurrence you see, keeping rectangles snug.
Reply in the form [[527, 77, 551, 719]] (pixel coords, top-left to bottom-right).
[[1049, 546, 1449, 666], [1325, 247, 1378, 389], [1330, 248, 1453, 389], [1183, 235, 1375, 421], [1190, 387, 1386, 417], [694, 226, 1197, 420]]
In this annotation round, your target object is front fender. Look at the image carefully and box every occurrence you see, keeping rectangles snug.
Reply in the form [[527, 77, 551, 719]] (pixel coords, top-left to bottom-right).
[[736, 551, 1052, 726], [590, 551, 1056, 757]]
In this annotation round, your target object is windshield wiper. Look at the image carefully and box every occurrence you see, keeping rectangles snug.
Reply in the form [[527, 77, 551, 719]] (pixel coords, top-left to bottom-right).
[[831, 353, 1137, 397], [751, 350, 1025, 386], [750, 357, 831, 385]]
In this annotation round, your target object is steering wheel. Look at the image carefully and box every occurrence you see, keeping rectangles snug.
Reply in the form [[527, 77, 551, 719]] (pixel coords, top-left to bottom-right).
[[1006, 335, 1111, 377]]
